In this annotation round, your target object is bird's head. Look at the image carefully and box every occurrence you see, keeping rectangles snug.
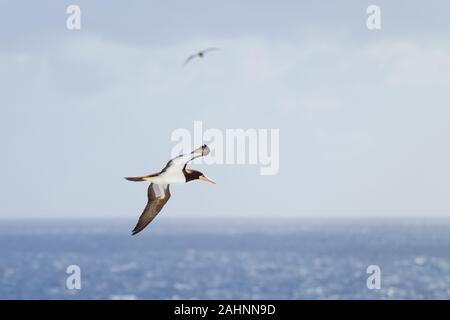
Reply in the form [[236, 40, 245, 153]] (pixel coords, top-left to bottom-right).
[[185, 169, 216, 184]]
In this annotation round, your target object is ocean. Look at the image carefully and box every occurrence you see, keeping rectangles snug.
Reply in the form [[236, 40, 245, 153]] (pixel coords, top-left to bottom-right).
[[0, 218, 449, 299]]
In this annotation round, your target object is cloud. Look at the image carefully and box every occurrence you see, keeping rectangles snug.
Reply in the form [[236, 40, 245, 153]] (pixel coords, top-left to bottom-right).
[[365, 40, 450, 86], [1, 32, 450, 218]]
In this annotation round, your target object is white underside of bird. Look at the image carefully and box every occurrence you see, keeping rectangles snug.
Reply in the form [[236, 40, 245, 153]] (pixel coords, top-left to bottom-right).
[[146, 170, 186, 184]]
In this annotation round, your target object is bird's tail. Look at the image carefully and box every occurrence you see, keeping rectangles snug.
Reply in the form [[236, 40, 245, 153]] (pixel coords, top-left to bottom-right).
[[124, 175, 154, 182]]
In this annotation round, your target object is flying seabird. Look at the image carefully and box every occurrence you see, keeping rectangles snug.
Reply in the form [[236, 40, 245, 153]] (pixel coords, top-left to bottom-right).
[[125, 145, 215, 235], [183, 47, 220, 66]]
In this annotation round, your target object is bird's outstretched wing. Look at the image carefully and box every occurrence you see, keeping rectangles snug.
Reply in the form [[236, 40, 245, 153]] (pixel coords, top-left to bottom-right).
[[201, 47, 221, 54], [161, 144, 210, 173], [131, 183, 171, 235], [183, 54, 198, 66]]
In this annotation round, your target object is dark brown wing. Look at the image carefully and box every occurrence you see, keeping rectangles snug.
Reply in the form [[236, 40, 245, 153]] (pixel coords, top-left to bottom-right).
[[131, 183, 171, 235]]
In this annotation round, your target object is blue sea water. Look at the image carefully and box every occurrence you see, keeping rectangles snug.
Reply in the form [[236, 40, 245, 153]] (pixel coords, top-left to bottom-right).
[[0, 218, 449, 300]]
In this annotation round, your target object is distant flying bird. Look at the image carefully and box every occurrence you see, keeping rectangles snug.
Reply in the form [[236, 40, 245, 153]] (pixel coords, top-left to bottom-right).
[[125, 145, 215, 235], [183, 47, 220, 66]]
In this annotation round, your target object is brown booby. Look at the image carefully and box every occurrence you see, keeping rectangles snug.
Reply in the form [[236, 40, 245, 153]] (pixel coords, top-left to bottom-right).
[[183, 48, 220, 66], [125, 145, 215, 235]]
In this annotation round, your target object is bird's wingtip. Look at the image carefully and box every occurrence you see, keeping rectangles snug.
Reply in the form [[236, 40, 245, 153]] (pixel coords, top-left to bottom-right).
[[125, 176, 147, 182], [131, 225, 144, 235]]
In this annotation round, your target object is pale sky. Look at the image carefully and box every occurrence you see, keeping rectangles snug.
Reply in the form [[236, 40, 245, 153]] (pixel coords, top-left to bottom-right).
[[1, 0, 450, 219]]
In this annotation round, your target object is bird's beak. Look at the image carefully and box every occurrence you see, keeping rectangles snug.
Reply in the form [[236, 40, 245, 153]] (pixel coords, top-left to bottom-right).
[[200, 175, 216, 184]]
